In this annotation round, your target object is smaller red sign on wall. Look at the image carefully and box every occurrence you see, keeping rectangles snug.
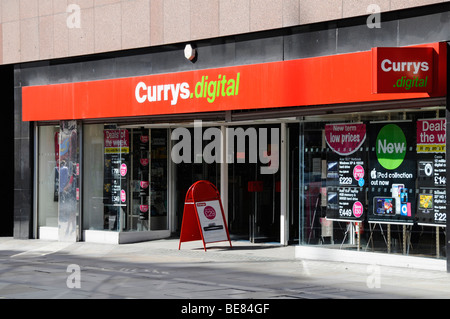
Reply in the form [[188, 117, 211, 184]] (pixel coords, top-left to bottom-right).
[[104, 129, 130, 154], [416, 118, 446, 153], [372, 47, 434, 94], [325, 123, 366, 156]]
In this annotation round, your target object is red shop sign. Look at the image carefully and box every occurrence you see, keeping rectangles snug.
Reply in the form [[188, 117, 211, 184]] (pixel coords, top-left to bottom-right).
[[22, 43, 446, 121], [372, 46, 434, 93]]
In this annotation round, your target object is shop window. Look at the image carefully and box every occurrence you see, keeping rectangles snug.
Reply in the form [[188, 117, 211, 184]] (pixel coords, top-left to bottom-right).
[[38, 125, 59, 228], [38, 122, 80, 241], [83, 124, 106, 230], [130, 128, 168, 231], [300, 108, 447, 259], [83, 124, 169, 232]]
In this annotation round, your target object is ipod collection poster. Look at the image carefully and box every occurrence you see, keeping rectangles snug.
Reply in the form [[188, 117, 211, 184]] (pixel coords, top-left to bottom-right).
[[367, 122, 416, 224]]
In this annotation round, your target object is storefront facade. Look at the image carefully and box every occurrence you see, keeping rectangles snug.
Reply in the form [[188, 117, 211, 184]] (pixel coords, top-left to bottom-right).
[[11, 2, 450, 269]]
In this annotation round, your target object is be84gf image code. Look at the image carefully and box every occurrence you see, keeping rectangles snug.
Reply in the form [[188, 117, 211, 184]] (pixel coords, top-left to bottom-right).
[[225, 304, 270, 314], [181, 303, 270, 316]]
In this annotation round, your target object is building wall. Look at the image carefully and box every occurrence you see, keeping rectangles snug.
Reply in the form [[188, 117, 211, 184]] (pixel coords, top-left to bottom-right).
[[1, 0, 449, 65]]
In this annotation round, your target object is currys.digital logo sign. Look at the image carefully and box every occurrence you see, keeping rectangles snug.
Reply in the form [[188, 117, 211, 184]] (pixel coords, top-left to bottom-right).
[[135, 73, 240, 106], [380, 59, 429, 90], [372, 47, 433, 94]]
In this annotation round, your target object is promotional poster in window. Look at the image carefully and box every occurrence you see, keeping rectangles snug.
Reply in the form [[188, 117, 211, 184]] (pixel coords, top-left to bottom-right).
[[325, 119, 446, 227], [367, 122, 416, 225], [415, 119, 446, 226], [325, 123, 366, 222]]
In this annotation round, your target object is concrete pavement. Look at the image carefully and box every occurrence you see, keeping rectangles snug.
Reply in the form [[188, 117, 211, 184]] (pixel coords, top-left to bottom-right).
[[0, 236, 450, 302]]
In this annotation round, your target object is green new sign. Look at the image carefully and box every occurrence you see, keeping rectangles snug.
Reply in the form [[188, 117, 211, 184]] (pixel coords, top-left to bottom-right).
[[376, 124, 407, 170]]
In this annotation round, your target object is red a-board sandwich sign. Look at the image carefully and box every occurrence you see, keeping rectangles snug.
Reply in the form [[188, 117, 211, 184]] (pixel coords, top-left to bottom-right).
[[179, 180, 232, 251], [372, 47, 434, 93]]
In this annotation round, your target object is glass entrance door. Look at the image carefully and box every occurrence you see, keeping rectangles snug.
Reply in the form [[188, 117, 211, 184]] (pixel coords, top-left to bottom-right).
[[172, 126, 220, 234], [170, 122, 282, 243], [227, 124, 280, 243], [228, 162, 280, 242]]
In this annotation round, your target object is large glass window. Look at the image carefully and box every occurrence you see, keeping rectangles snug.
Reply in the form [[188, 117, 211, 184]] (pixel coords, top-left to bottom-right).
[[129, 128, 168, 231], [83, 124, 105, 230], [38, 125, 59, 228], [300, 107, 447, 259], [83, 124, 169, 232]]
